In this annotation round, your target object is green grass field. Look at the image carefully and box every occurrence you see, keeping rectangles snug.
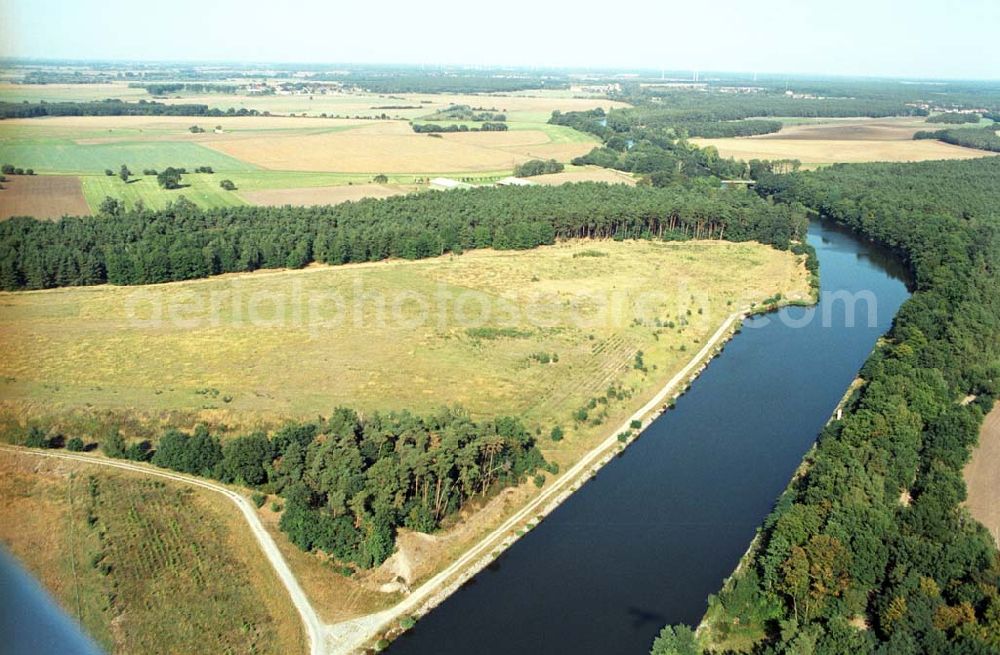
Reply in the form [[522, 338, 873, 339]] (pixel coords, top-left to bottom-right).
[[81, 174, 249, 211], [0, 451, 305, 654], [0, 138, 255, 175]]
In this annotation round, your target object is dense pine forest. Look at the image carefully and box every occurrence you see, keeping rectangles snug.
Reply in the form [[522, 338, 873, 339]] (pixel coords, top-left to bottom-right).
[[0, 182, 807, 291], [657, 157, 1000, 654]]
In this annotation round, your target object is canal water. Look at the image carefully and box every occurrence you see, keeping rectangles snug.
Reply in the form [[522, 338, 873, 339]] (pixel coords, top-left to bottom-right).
[[388, 218, 911, 654]]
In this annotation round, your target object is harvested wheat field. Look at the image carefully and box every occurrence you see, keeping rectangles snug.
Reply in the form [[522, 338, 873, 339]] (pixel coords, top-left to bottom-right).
[[693, 117, 995, 166], [204, 120, 590, 173], [965, 401, 1000, 544], [757, 118, 931, 141], [239, 183, 411, 206], [529, 166, 637, 186], [0, 175, 91, 219]]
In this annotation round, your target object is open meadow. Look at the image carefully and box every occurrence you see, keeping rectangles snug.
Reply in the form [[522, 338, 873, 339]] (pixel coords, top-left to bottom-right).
[[0, 239, 808, 461], [693, 117, 996, 167], [0, 449, 305, 654]]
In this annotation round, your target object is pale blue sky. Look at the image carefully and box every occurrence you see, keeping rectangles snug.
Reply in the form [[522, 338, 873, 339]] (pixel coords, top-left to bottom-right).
[[0, 0, 996, 79]]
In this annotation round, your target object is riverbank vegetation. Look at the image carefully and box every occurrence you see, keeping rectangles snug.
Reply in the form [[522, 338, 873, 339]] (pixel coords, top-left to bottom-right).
[[677, 157, 1000, 654]]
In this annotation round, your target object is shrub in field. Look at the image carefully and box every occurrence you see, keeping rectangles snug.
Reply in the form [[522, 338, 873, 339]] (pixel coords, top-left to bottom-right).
[[550, 426, 564, 442], [219, 179, 236, 191], [101, 429, 126, 459], [156, 167, 184, 189], [252, 492, 266, 508], [66, 437, 85, 452], [124, 440, 152, 461], [25, 426, 48, 448]]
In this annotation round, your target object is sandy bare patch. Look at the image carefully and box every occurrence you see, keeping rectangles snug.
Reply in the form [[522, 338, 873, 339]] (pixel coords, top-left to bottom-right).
[[965, 401, 1000, 544], [240, 183, 408, 207], [0, 175, 91, 219], [529, 167, 637, 186]]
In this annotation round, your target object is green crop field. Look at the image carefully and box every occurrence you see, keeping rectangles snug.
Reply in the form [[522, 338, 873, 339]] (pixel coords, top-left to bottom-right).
[[0, 451, 305, 654], [0, 139, 256, 175], [81, 173, 249, 211]]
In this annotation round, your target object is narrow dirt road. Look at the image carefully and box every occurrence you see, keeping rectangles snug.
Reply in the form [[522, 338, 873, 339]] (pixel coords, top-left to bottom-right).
[[0, 447, 326, 655]]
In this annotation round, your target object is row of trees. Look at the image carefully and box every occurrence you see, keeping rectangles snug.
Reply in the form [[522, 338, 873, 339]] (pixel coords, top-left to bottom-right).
[[0, 182, 807, 291], [25, 407, 548, 569], [410, 122, 508, 133], [669, 157, 1000, 654], [672, 119, 783, 139], [131, 82, 241, 95], [926, 112, 982, 124], [513, 159, 564, 177], [426, 105, 507, 122], [0, 99, 260, 119]]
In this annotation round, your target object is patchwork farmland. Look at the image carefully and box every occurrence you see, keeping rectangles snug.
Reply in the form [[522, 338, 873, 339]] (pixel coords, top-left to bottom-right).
[[0, 86, 620, 215]]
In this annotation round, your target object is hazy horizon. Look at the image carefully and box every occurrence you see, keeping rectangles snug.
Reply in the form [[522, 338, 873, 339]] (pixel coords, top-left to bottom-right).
[[1, 0, 998, 81]]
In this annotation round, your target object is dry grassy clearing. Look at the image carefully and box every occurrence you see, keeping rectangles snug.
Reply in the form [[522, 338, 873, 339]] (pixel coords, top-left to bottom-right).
[[0, 450, 305, 654], [693, 118, 996, 167], [965, 401, 1000, 544], [0, 175, 91, 219], [0, 240, 808, 447]]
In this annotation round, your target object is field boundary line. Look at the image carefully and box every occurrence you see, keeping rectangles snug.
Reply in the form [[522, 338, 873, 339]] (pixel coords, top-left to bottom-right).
[[0, 446, 324, 655]]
